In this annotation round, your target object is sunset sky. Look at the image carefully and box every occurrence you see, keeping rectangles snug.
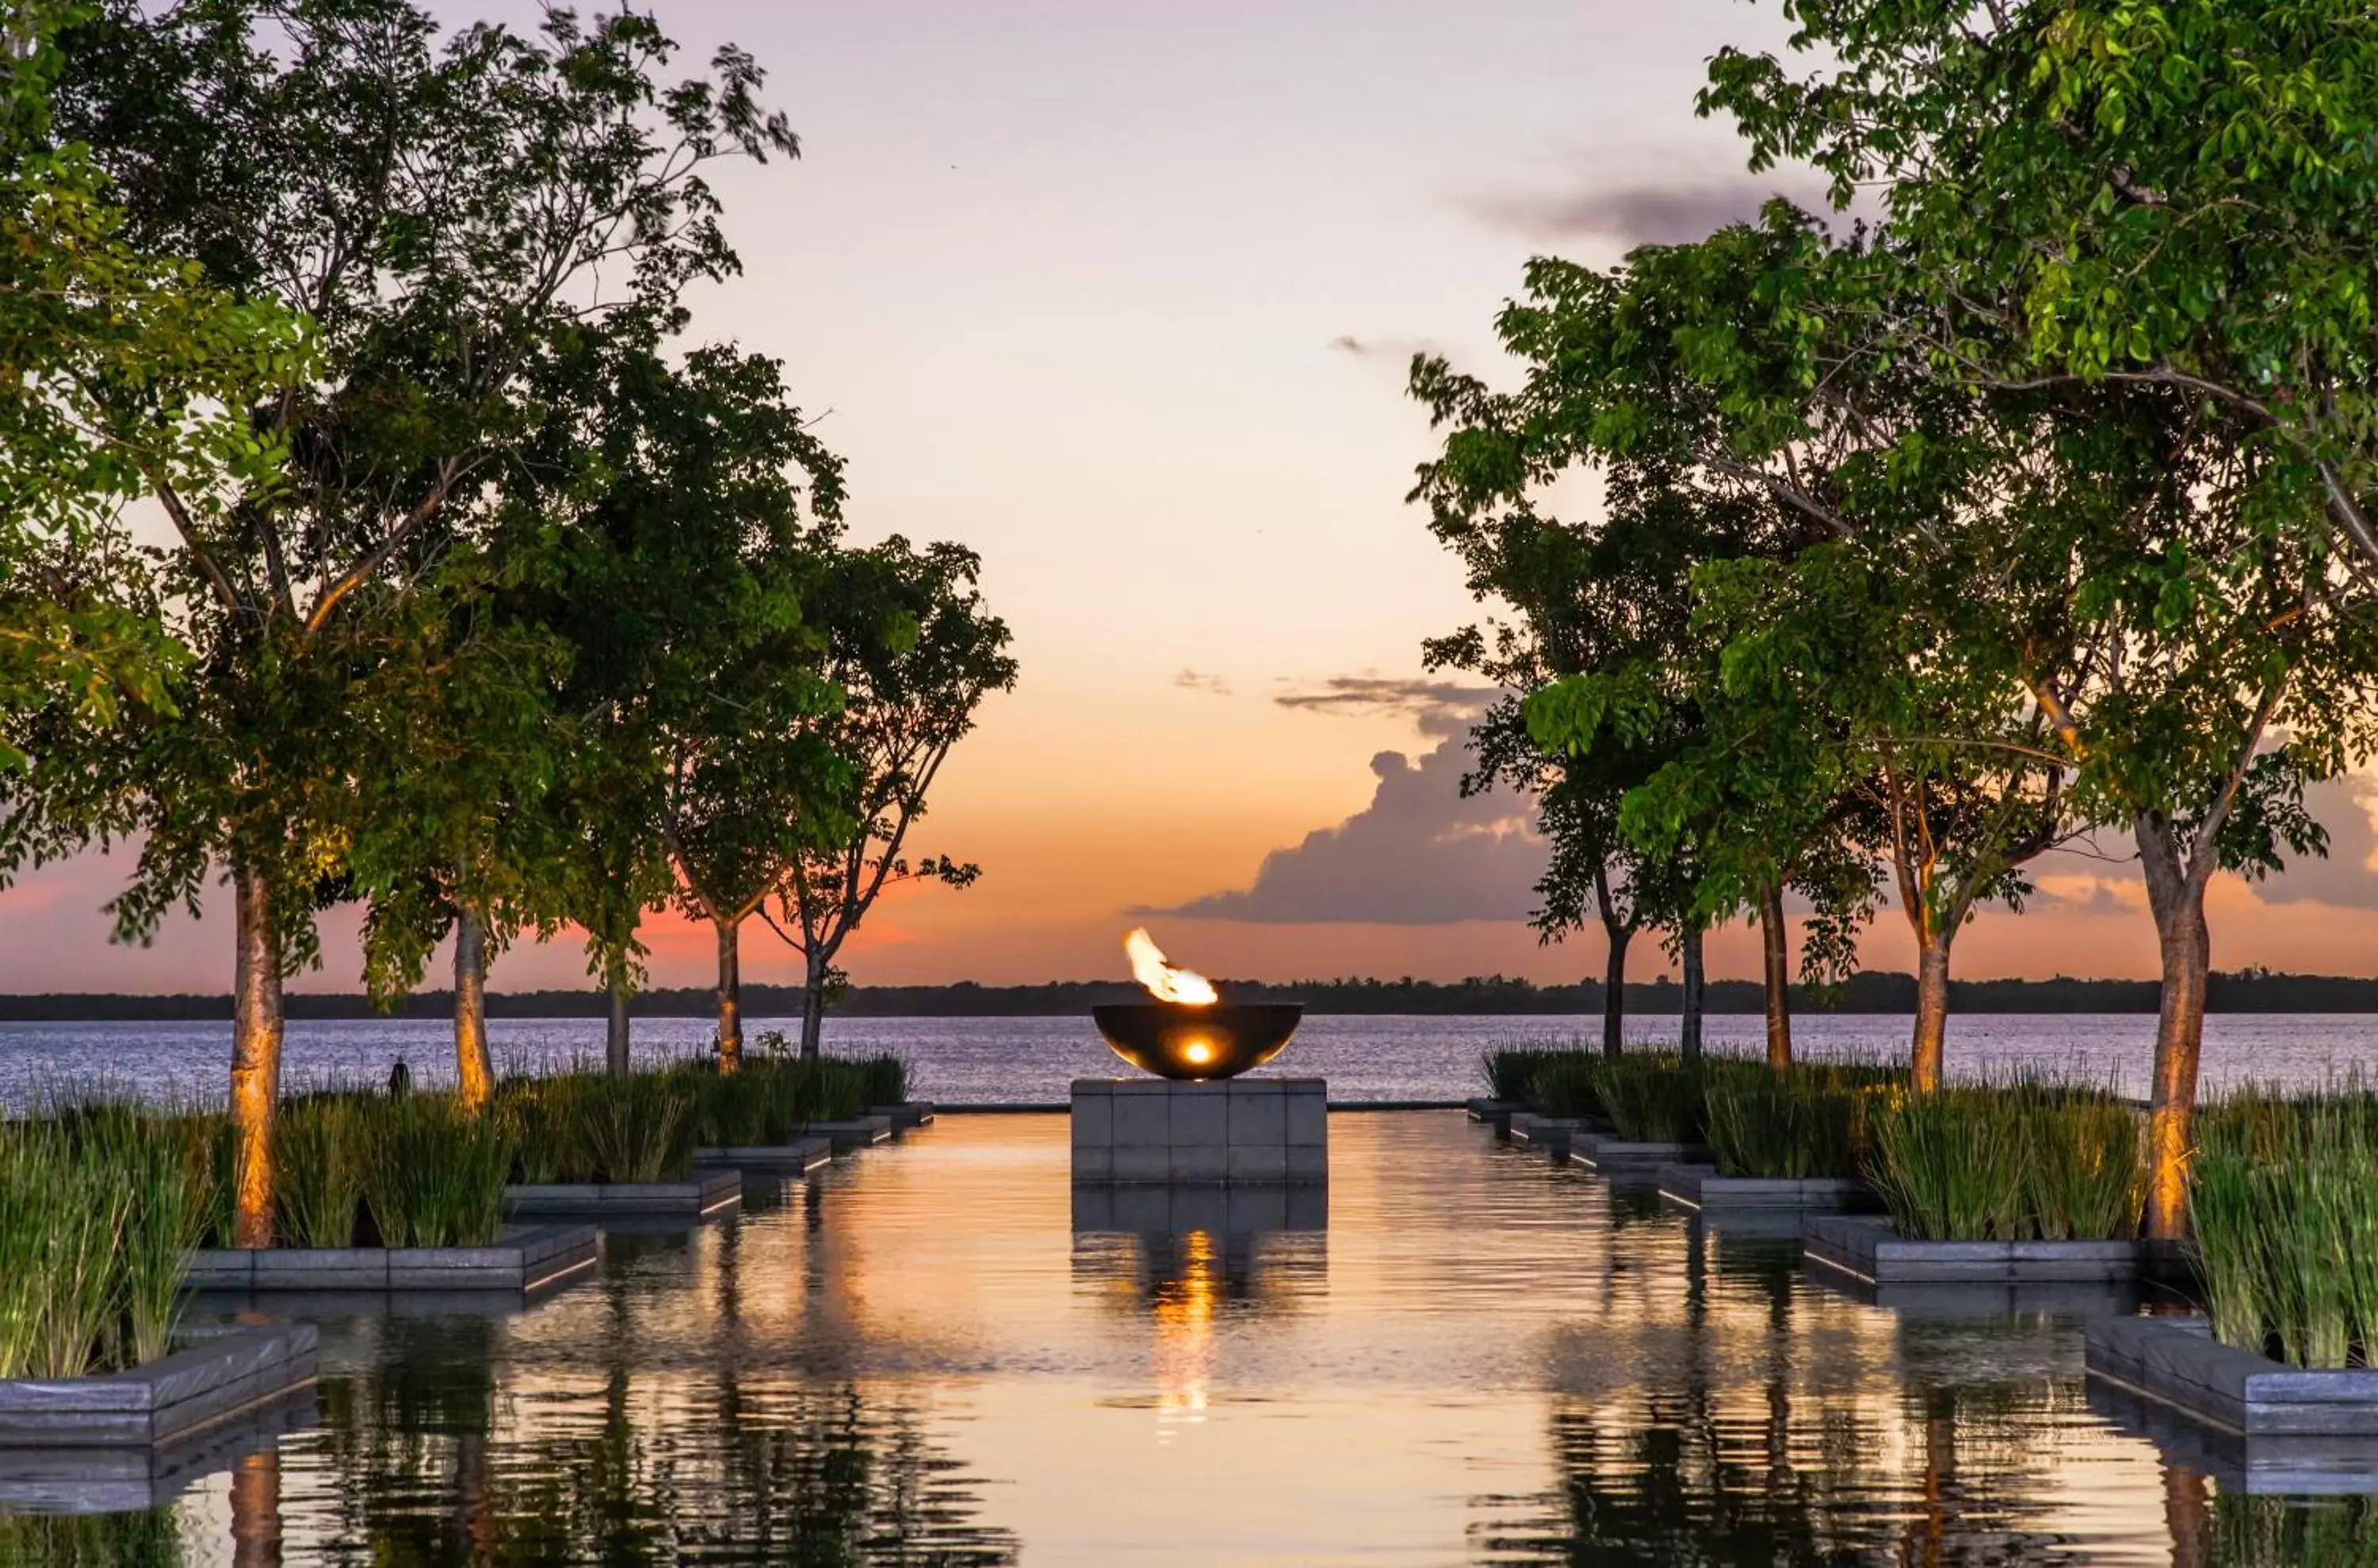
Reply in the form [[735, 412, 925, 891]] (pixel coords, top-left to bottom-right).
[[8, 0, 2378, 996]]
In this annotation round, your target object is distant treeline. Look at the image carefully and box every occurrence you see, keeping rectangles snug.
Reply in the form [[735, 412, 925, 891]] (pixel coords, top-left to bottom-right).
[[1, 969, 2374, 1020]]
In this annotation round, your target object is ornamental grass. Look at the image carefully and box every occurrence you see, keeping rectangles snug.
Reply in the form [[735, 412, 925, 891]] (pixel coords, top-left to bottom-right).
[[268, 1088, 515, 1249], [681, 1055, 900, 1148], [2191, 1081, 2378, 1369], [1863, 1072, 2142, 1242], [0, 1096, 218, 1379], [507, 1070, 697, 1184], [1481, 1045, 1583, 1107], [1702, 1057, 1901, 1180], [1589, 1053, 1706, 1143]]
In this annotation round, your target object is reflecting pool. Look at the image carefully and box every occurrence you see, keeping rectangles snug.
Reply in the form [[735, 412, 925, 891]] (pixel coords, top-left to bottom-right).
[[6, 1112, 2378, 1564]]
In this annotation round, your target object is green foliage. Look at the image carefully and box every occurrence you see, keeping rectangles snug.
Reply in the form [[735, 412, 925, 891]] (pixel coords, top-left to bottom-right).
[[1703, 1057, 1899, 1180], [273, 1093, 365, 1248], [0, 1099, 217, 1378], [1589, 1053, 1707, 1144], [507, 1071, 696, 1185], [682, 1055, 898, 1148], [352, 1093, 517, 1249], [1481, 1046, 1603, 1119], [1865, 1076, 2143, 1241], [2193, 1084, 2378, 1368], [775, 537, 1019, 1053]]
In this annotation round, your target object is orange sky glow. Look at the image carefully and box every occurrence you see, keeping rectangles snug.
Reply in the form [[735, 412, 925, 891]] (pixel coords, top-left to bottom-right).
[[8, 0, 2378, 996]]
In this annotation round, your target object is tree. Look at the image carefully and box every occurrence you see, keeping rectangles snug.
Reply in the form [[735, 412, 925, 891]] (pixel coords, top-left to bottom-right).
[[1703, 10, 2378, 1230], [767, 537, 1016, 1057], [26, 0, 797, 1243], [1419, 214, 1887, 1065], [0, 0, 304, 749], [1703, 0, 2378, 579]]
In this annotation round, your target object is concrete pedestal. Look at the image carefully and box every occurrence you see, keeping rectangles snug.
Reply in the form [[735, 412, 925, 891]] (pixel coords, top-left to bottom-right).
[[1072, 1078, 1326, 1184]]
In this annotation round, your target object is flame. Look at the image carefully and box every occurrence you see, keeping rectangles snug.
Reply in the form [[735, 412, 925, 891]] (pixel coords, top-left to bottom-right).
[[1125, 927, 1218, 1006]]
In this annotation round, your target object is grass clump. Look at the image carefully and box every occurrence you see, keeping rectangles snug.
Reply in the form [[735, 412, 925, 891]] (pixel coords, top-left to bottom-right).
[[1482, 1046, 1581, 1106], [2192, 1081, 2378, 1368], [1864, 1073, 2141, 1242], [0, 1098, 219, 1379], [1589, 1053, 1705, 1143], [354, 1092, 518, 1248], [507, 1071, 697, 1184], [682, 1055, 902, 1148], [1703, 1057, 1900, 1180]]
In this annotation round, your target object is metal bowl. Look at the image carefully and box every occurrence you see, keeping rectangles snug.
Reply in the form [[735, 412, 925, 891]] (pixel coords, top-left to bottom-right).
[[1091, 1002, 1305, 1081]]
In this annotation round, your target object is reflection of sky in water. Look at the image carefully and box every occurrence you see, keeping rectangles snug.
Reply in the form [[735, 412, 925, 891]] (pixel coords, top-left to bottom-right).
[[18, 1113, 2378, 1562]]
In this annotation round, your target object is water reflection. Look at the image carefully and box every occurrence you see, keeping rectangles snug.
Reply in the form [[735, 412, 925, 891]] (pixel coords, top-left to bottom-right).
[[23, 1114, 2378, 1563], [1072, 1180, 1327, 1435]]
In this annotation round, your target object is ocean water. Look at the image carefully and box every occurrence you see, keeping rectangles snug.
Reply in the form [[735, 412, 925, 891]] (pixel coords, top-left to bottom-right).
[[4, 1009, 2378, 1106]]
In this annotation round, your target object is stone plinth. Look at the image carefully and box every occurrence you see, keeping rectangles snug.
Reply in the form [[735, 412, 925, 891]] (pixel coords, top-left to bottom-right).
[[1072, 1078, 1326, 1184]]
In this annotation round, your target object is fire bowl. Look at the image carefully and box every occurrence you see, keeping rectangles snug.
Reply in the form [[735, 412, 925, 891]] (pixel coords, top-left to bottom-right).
[[1092, 1002, 1305, 1081]]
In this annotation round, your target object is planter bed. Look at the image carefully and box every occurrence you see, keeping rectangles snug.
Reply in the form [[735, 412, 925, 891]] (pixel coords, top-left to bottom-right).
[[694, 1135, 834, 1174], [872, 1102, 935, 1130], [810, 1114, 895, 1152], [1807, 1268, 2139, 1319], [1466, 1099, 1519, 1131], [2088, 1314, 2378, 1439], [186, 1222, 596, 1295], [1568, 1132, 1712, 1173], [1805, 1214, 2139, 1286], [503, 1167, 741, 1219], [0, 1325, 317, 1450], [1506, 1115, 1587, 1157], [2087, 1376, 2378, 1495], [1655, 1163, 1878, 1213], [0, 1391, 314, 1514]]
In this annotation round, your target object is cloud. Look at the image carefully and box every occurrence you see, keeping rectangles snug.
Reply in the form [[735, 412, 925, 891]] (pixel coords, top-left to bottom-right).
[[1460, 172, 1831, 248], [1175, 668, 1233, 697], [2249, 776, 2378, 909], [1143, 680, 1544, 925], [1326, 334, 1438, 360], [1271, 675, 1496, 733]]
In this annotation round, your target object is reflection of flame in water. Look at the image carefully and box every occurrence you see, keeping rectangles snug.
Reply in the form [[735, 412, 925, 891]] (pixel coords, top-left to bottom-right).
[[1151, 1230, 1219, 1434], [1125, 927, 1218, 1006]]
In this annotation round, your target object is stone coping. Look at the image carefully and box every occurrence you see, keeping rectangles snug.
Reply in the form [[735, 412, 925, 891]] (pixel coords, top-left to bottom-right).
[[0, 1392, 315, 1515], [503, 1165, 741, 1218], [187, 1222, 597, 1295], [1466, 1098, 1519, 1130], [0, 1325, 317, 1449], [1506, 1114, 1586, 1157], [809, 1114, 896, 1152], [1655, 1163, 1878, 1212], [872, 1102, 935, 1130], [2087, 1377, 2378, 1494], [694, 1135, 834, 1173], [2088, 1314, 2378, 1438], [1072, 1182, 1328, 1234], [1569, 1133, 1712, 1172], [1805, 1214, 2139, 1285]]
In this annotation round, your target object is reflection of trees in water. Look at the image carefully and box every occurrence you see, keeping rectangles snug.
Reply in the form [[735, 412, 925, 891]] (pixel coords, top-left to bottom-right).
[[0, 1509, 185, 1566], [2205, 1493, 2378, 1567], [294, 1314, 1018, 1566]]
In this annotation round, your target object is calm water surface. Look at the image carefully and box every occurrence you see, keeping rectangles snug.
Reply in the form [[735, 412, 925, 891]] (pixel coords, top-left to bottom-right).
[[5, 1112, 2372, 1563], [9, 1012, 2378, 1104]]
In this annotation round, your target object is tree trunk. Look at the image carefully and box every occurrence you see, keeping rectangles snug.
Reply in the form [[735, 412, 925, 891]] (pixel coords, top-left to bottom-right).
[[800, 948, 830, 1060], [453, 904, 493, 1111], [229, 1448, 281, 1568], [1910, 939, 1951, 1093], [606, 980, 632, 1077], [1601, 924, 1631, 1059], [2136, 810, 2212, 1242], [1758, 881, 1791, 1070], [715, 916, 744, 1074], [1679, 924, 1705, 1063], [230, 864, 284, 1249], [2146, 889, 2211, 1242]]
